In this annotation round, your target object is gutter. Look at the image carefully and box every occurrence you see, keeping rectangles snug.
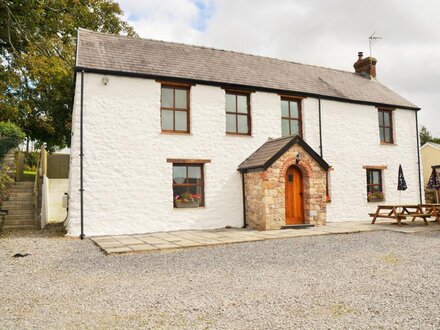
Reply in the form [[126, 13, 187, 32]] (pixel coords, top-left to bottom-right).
[[415, 111, 423, 204]]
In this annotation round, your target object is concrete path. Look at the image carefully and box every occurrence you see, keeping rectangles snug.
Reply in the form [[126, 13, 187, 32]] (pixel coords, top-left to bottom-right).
[[91, 220, 440, 255]]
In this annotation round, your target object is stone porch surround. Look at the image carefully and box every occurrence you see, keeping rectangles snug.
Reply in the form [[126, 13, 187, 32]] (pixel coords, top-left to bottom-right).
[[244, 143, 327, 230]]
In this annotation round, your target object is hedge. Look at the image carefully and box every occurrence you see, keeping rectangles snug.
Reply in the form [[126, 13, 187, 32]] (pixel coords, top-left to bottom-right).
[[0, 122, 26, 161]]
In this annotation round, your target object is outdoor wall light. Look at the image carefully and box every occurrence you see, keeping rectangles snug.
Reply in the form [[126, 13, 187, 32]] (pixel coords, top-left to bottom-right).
[[295, 152, 301, 164], [102, 77, 109, 85]]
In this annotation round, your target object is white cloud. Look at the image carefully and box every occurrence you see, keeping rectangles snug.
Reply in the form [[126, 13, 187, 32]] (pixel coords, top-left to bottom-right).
[[118, 0, 440, 135]]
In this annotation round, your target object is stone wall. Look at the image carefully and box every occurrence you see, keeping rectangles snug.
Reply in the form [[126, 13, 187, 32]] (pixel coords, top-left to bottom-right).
[[245, 144, 327, 230], [2, 149, 16, 181]]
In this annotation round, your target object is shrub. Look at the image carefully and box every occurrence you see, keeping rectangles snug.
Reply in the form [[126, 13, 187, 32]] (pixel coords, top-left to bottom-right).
[[0, 166, 14, 200], [0, 122, 26, 161], [24, 151, 39, 170]]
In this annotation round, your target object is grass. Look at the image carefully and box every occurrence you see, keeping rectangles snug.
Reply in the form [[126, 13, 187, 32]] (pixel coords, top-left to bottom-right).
[[23, 170, 36, 182]]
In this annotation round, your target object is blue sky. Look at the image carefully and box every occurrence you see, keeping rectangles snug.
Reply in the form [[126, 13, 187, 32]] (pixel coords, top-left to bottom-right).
[[117, 0, 440, 136]]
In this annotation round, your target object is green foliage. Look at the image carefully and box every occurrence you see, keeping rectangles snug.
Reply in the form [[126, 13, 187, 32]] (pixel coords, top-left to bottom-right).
[[0, 166, 14, 198], [24, 151, 38, 170], [0, 121, 25, 161], [420, 126, 440, 146], [0, 0, 137, 149]]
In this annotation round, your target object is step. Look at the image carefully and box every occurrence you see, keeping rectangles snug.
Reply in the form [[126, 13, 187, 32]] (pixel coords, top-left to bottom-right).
[[2, 201, 34, 208], [8, 188, 34, 193], [4, 214, 34, 221], [2, 224, 37, 230], [3, 219, 35, 225], [6, 209, 35, 216], [280, 224, 315, 230], [14, 182, 35, 186], [8, 194, 34, 201]]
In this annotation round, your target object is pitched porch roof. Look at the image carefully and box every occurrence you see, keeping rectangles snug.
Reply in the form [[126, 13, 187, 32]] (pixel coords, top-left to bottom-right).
[[238, 135, 330, 173]]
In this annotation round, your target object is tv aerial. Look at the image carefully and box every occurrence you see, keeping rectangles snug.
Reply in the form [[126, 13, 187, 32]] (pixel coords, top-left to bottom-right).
[[369, 31, 382, 57]]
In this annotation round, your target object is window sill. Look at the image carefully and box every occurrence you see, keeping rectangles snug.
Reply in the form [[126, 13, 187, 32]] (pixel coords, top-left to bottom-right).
[[173, 206, 206, 209], [226, 133, 252, 137], [161, 131, 192, 136], [380, 142, 395, 146]]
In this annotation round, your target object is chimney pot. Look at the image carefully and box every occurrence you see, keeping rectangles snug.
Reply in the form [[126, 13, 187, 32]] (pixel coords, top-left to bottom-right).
[[358, 51, 363, 59]]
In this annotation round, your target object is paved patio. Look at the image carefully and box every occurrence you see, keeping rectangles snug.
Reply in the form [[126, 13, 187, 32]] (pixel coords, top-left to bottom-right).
[[91, 220, 440, 254]]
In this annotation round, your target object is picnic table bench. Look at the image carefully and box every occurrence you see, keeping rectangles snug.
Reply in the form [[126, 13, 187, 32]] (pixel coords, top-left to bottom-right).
[[419, 204, 440, 224], [369, 205, 431, 226]]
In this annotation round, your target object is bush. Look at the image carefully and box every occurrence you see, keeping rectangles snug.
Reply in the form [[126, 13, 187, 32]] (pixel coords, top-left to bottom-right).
[[24, 151, 39, 170], [0, 122, 26, 161]]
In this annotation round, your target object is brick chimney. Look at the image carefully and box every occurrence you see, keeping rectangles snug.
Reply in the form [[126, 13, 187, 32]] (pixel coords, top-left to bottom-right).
[[353, 51, 377, 79]]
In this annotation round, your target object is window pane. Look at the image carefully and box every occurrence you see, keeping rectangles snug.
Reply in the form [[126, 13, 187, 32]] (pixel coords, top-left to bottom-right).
[[175, 89, 187, 109], [378, 111, 384, 126], [161, 88, 173, 108], [372, 185, 381, 193], [226, 114, 236, 133], [290, 101, 299, 118], [282, 119, 290, 136], [383, 112, 391, 126], [173, 166, 186, 184], [237, 115, 248, 133], [385, 127, 392, 142], [379, 127, 385, 142], [188, 185, 202, 196], [237, 95, 248, 113], [226, 94, 236, 112], [372, 171, 380, 184], [173, 185, 187, 199], [188, 166, 201, 184], [281, 100, 289, 117], [161, 110, 174, 130], [175, 111, 187, 131], [290, 120, 299, 136]]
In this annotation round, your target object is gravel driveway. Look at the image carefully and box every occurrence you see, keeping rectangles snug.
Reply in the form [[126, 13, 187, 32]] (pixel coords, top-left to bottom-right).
[[1, 228, 440, 329]]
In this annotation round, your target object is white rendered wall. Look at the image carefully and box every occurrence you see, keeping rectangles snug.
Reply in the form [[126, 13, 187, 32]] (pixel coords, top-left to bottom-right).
[[67, 73, 421, 236], [47, 179, 69, 223]]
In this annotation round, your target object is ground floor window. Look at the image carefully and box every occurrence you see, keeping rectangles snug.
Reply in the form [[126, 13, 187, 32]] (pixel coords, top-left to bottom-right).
[[172, 164, 204, 207], [366, 169, 384, 202]]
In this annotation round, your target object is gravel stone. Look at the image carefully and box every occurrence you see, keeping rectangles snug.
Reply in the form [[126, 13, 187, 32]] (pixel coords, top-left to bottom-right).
[[1, 228, 440, 329]]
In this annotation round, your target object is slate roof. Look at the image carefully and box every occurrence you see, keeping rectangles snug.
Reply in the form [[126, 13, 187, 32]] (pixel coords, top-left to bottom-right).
[[238, 135, 330, 173], [75, 29, 419, 110]]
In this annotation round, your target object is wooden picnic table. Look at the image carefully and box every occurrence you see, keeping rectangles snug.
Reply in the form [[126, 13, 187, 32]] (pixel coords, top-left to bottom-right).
[[369, 204, 431, 226], [419, 204, 440, 224]]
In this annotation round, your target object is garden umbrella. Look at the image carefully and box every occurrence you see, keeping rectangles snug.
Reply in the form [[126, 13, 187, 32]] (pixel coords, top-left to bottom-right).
[[397, 164, 407, 205], [426, 168, 440, 203]]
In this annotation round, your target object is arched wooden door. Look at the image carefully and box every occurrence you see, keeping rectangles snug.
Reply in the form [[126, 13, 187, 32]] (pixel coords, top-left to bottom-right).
[[285, 165, 304, 225]]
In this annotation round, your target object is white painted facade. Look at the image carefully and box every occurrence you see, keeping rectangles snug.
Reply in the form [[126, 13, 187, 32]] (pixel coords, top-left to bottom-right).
[[41, 178, 69, 228], [67, 73, 421, 236]]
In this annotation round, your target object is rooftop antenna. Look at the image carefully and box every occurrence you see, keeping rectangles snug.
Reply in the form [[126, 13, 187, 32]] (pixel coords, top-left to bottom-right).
[[369, 31, 382, 57]]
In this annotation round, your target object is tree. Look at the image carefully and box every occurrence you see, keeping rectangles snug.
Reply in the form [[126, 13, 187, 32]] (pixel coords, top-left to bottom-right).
[[420, 126, 440, 146], [0, 0, 136, 150]]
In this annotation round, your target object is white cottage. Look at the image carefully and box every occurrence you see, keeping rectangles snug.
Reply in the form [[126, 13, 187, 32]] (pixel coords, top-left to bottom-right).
[[67, 29, 422, 237]]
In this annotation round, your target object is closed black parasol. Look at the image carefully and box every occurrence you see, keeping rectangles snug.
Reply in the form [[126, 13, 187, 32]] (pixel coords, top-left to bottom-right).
[[397, 164, 407, 191]]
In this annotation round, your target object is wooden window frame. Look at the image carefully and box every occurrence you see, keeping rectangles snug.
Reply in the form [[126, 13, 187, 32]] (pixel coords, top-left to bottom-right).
[[161, 85, 190, 134], [172, 163, 205, 207], [281, 97, 303, 137], [225, 91, 251, 135], [378, 108, 394, 144], [366, 169, 383, 194]]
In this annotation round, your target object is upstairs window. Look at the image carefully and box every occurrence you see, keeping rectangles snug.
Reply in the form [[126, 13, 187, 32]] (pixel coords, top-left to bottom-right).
[[225, 92, 251, 135], [281, 98, 302, 137], [378, 109, 393, 144], [161, 85, 190, 133]]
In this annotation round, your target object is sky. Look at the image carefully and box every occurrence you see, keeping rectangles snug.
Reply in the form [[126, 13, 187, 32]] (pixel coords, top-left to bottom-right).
[[117, 0, 440, 136]]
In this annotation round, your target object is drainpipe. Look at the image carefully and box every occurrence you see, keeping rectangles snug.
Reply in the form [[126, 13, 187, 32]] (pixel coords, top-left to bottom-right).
[[318, 97, 323, 158], [415, 111, 423, 204], [241, 172, 247, 228], [80, 70, 85, 239]]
